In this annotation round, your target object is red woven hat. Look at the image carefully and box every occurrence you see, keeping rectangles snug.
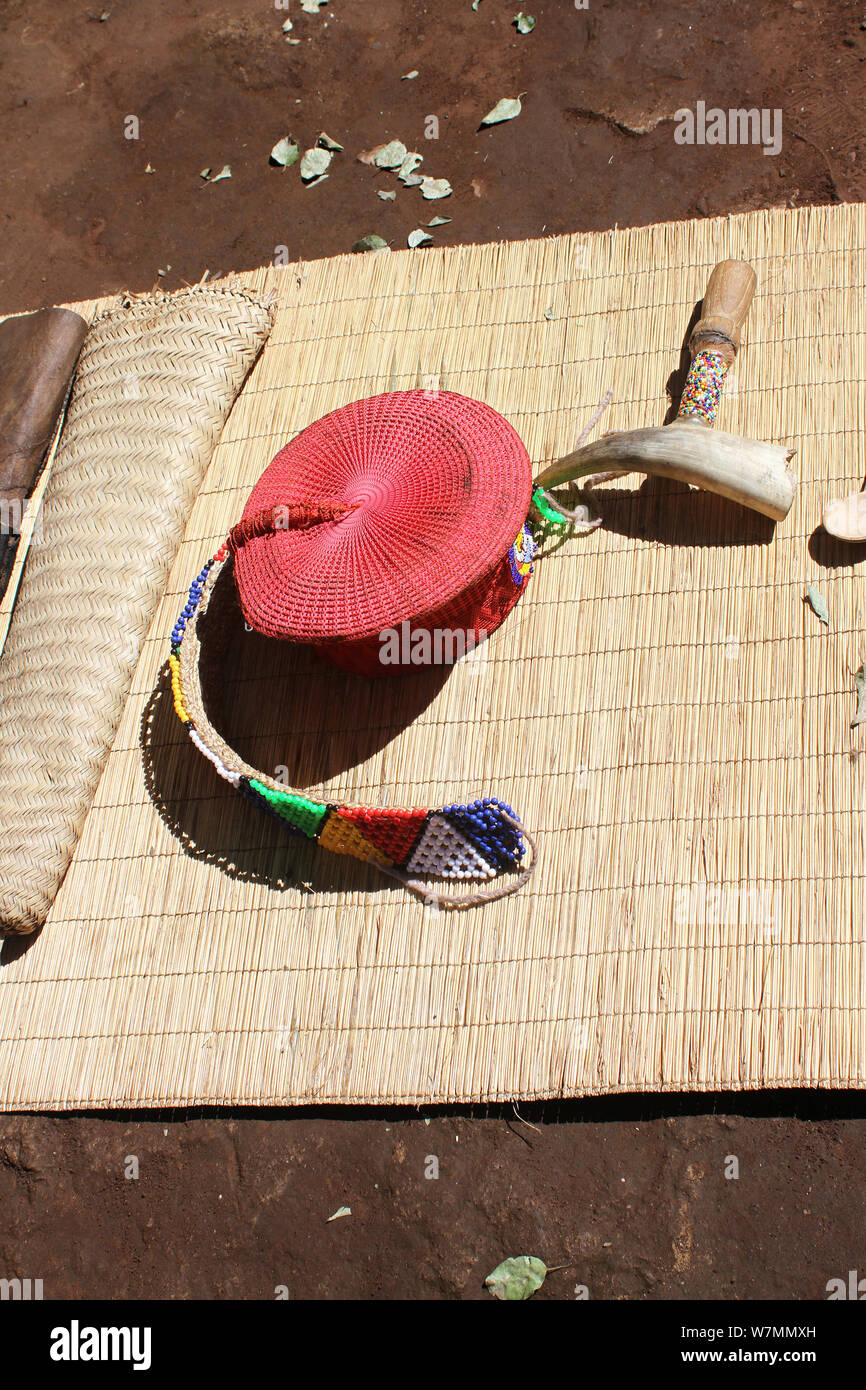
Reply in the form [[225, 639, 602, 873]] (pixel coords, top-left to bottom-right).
[[229, 390, 533, 668]]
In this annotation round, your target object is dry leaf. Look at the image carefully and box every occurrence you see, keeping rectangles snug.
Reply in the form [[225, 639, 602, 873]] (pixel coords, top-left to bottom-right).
[[805, 585, 830, 627], [481, 96, 523, 126], [513, 12, 536, 32], [420, 176, 452, 200], [408, 229, 433, 247], [373, 139, 408, 168], [270, 137, 299, 168], [853, 666, 866, 728], [398, 151, 424, 183], [485, 1256, 547, 1300], [300, 147, 332, 181], [352, 234, 390, 253]]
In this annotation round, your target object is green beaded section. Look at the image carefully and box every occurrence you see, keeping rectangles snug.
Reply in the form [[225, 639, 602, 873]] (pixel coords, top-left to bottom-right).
[[530, 484, 571, 528], [249, 780, 329, 837]]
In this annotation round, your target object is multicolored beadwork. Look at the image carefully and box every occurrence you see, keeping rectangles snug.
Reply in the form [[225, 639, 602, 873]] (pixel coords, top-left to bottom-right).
[[169, 547, 527, 887], [508, 523, 537, 584], [677, 349, 729, 426]]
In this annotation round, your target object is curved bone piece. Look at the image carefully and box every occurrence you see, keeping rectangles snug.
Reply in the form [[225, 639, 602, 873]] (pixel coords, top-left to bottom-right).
[[534, 420, 797, 522]]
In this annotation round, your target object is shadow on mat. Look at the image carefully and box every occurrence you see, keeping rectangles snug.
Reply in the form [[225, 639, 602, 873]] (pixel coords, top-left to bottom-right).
[[141, 568, 450, 894], [808, 524, 866, 569], [549, 475, 779, 549], [0, 925, 42, 966], [39, 1088, 866, 1126]]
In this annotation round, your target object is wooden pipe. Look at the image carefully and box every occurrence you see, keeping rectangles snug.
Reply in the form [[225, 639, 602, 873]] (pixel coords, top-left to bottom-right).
[[534, 260, 797, 521], [0, 307, 88, 583], [688, 258, 756, 370]]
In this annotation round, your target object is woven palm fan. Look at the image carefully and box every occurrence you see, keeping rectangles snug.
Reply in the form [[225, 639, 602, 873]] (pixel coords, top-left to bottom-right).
[[171, 330, 792, 907]]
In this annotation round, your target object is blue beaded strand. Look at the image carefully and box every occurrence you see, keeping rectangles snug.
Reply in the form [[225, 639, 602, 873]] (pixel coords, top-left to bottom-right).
[[443, 797, 525, 870], [170, 557, 214, 655]]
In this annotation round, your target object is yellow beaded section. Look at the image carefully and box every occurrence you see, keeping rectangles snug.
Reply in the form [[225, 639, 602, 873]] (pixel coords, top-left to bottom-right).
[[318, 809, 394, 866], [168, 654, 190, 724]]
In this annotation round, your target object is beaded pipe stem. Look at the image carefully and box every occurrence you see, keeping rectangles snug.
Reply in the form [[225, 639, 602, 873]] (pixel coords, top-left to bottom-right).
[[676, 348, 729, 425], [169, 540, 536, 909]]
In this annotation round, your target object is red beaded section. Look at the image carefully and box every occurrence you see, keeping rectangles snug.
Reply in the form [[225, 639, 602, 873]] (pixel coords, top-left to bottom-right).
[[336, 806, 429, 864]]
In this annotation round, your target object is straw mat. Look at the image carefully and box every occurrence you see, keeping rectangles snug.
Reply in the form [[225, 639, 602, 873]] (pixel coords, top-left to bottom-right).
[[1, 203, 864, 1108]]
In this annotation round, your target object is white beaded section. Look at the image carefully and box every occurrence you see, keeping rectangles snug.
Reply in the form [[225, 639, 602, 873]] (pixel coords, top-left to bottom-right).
[[406, 814, 496, 881], [188, 727, 241, 788]]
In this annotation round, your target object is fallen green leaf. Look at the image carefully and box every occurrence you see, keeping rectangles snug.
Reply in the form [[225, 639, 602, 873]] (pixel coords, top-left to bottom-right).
[[543, 306, 554, 319], [300, 146, 332, 181], [420, 176, 452, 200], [472, 0, 482, 10], [513, 11, 536, 33], [352, 234, 390, 253], [301, 0, 328, 11], [853, 666, 866, 729], [270, 136, 299, 168], [428, 215, 451, 225], [200, 167, 211, 179], [481, 96, 523, 126], [408, 228, 433, 248], [317, 131, 344, 151], [485, 1256, 547, 1301], [281, 16, 293, 31], [401, 70, 419, 80], [377, 189, 397, 201], [805, 584, 830, 627]]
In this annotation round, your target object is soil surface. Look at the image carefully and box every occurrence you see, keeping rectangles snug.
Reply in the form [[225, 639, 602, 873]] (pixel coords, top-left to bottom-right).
[[2, 0, 866, 1300]]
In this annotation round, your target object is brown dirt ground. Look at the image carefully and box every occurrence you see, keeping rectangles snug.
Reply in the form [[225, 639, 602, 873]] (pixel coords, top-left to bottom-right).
[[2, 0, 866, 1300]]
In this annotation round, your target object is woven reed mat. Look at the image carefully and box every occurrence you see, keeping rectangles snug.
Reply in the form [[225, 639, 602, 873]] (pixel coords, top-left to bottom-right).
[[2, 203, 865, 1109]]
